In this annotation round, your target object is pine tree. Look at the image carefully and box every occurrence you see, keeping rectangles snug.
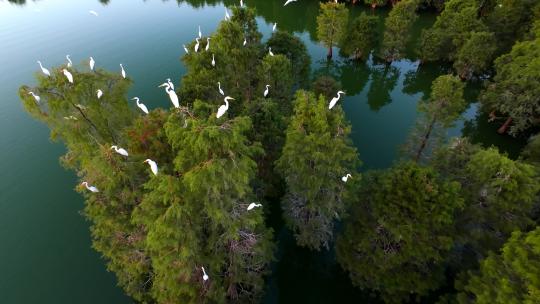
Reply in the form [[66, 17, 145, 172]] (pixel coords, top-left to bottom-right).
[[339, 12, 379, 60], [316, 2, 349, 59], [380, 0, 419, 62], [276, 90, 360, 250], [453, 31, 497, 80], [457, 228, 540, 304], [266, 30, 311, 87], [336, 162, 464, 303]]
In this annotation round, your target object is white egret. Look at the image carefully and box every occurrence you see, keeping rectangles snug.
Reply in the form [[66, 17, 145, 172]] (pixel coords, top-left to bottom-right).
[[217, 82, 224, 96], [89, 10, 98, 16], [89, 57, 95, 71], [144, 159, 158, 176], [81, 182, 99, 193], [240, 0, 244, 7], [120, 64, 126, 79], [247, 203, 262, 211], [268, 47, 274, 56], [167, 78, 175, 91], [201, 267, 209, 281], [183, 44, 189, 54], [194, 38, 200, 53], [75, 104, 87, 110], [243, 37, 247, 46], [205, 37, 211, 51], [272, 22, 277, 32], [342, 173, 352, 183], [28, 91, 40, 103], [97, 89, 103, 99], [211, 54, 216, 67], [62, 69, 74, 84], [66, 55, 72, 68], [159, 83, 180, 108], [64, 116, 78, 120], [284, 0, 297, 6], [217, 96, 234, 118], [198, 25, 202, 39], [329, 91, 345, 109], [37, 61, 51, 76], [225, 9, 230, 20], [111, 145, 129, 157], [263, 85, 270, 97], [132, 97, 149, 114]]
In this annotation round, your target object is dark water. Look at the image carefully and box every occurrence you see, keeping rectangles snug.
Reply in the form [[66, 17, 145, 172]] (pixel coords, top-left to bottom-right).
[[0, 0, 525, 303]]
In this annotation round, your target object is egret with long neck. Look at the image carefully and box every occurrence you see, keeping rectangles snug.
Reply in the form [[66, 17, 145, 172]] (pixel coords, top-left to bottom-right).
[[217, 96, 234, 118], [329, 91, 345, 110]]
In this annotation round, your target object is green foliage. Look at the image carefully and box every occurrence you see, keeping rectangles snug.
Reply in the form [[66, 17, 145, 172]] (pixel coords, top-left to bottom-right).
[[256, 54, 293, 111], [339, 12, 379, 60], [380, 0, 419, 62], [453, 31, 497, 80], [479, 29, 540, 135], [522, 134, 540, 166], [363, 0, 388, 8], [267, 30, 311, 87], [316, 2, 349, 59], [276, 90, 360, 250], [457, 228, 540, 304], [337, 162, 464, 303], [311, 75, 342, 100]]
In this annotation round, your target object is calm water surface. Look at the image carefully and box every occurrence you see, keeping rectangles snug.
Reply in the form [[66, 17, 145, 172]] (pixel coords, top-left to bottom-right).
[[0, 0, 524, 303]]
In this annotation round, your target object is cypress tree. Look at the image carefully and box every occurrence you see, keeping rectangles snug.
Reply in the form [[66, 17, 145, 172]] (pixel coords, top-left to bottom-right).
[[339, 12, 379, 61], [276, 90, 360, 250], [316, 2, 349, 59], [380, 0, 419, 63]]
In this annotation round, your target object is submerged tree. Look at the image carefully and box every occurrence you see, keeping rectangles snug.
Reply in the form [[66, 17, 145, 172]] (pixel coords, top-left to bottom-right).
[[457, 228, 540, 304], [276, 90, 360, 250], [337, 162, 463, 303], [339, 12, 378, 60], [316, 2, 349, 59], [380, 0, 419, 62]]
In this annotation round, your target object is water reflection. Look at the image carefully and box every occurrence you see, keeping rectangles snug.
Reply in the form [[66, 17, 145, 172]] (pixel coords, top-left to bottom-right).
[[366, 60, 400, 112]]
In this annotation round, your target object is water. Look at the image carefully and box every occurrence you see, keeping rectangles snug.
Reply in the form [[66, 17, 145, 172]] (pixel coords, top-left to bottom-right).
[[0, 0, 526, 303]]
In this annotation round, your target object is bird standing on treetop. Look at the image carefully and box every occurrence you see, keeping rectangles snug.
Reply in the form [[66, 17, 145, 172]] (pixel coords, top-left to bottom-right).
[[194, 38, 200, 53], [217, 96, 234, 118], [81, 182, 99, 193], [37, 61, 51, 77], [111, 145, 129, 157], [96, 89, 103, 99], [268, 47, 274, 56], [342, 174, 352, 182], [329, 91, 345, 109], [28, 92, 40, 103], [89, 57, 95, 71], [272, 22, 277, 32], [132, 97, 149, 114], [166, 78, 175, 91], [62, 69, 74, 84], [120, 64, 126, 79], [247, 203, 262, 211], [66, 55, 72, 68], [211, 54, 216, 67], [201, 267, 209, 281], [144, 159, 158, 176], [264, 85, 270, 97], [159, 83, 180, 108], [206, 37, 211, 51], [183, 44, 189, 54], [217, 82, 225, 96]]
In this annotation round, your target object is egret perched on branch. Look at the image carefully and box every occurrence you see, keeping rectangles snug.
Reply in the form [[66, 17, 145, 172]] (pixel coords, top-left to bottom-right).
[[111, 145, 129, 157], [89, 57, 95, 71], [144, 159, 158, 176], [329, 91, 345, 109], [240, 0, 244, 7], [217, 96, 234, 118], [166, 78, 175, 91], [183, 44, 189, 54], [37, 61, 50, 76], [201, 267, 209, 281], [284, 0, 297, 6], [66, 55, 72, 67], [263, 85, 270, 97], [159, 83, 180, 108], [243, 37, 247, 46], [132, 97, 149, 114], [342, 173, 352, 183], [247, 203, 262, 211], [217, 82, 225, 96], [211, 54, 216, 67], [198, 25, 202, 39], [205, 38, 211, 51], [194, 38, 200, 53], [81, 182, 99, 193], [272, 23, 277, 32], [268, 47, 274, 56], [62, 69, 74, 83], [120, 64, 126, 79], [89, 10, 98, 16], [28, 92, 40, 103], [96, 89, 103, 99], [225, 9, 230, 20]]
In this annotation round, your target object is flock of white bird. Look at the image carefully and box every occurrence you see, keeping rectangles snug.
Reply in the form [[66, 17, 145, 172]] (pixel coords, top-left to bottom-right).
[[32, 0, 352, 283]]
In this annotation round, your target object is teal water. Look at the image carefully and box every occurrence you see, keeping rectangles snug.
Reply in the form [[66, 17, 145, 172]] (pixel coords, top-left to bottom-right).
[[0, 0, 525, 303]]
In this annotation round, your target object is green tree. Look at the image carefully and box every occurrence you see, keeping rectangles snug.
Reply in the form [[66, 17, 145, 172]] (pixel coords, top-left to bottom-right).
[[339, 12, 379, 60], [479, 28, 540, 135], [457, 228, 540, 304], [523, 134, 540, 166], [337, 162, 464, 303], [312, 75, 342, 100], [267, 30, 311, 87], [409, 74, 466, 162], [364, 0, 388, 9], [276, 90, 360, 250], [316, 2, 349, 59], [453, 31, 497, 80], [380, 0, 419, 62]]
